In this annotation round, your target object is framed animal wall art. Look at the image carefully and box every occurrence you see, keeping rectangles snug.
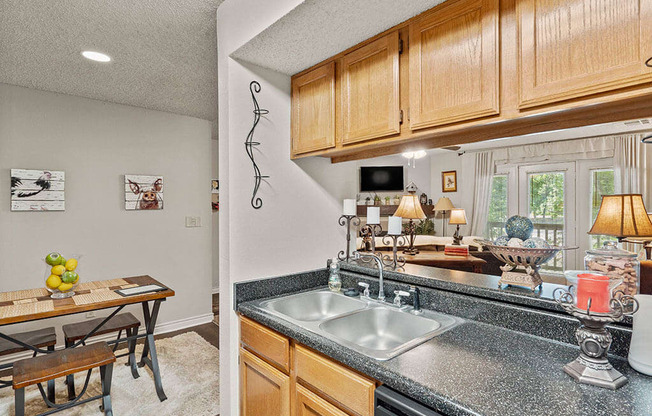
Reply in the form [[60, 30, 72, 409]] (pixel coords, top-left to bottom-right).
[[442, 170, 457, 193], [10, 169, 65, 211], [125, 175, 163, 210]]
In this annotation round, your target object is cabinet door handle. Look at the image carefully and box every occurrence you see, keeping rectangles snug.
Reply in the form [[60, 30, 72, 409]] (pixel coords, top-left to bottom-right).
[[646, 57, 652, 68]]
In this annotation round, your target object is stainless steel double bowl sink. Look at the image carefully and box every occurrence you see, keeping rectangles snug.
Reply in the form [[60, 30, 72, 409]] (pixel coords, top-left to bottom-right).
[[254, 289, 461, 361]]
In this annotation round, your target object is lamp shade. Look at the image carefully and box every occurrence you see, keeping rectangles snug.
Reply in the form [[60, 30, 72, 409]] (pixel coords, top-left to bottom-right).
[[589, 194, 652, 238], [394, 194, 426, 220], [434, 197, 454, 212], [449, 208, 467, 225]]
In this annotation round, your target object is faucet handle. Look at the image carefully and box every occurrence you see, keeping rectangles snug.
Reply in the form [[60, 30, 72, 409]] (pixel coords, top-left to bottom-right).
[[358, 282, 370, 298], [409, 285, 419, 293], [393, 290, 410, 307]]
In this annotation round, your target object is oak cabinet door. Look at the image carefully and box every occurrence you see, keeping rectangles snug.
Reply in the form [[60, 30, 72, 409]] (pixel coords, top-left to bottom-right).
[[292, 62, 336, 155], [409, 0, 499, 130], [341, 31, 401, 145], [296, 384, 349, 416], [240, 348, 290, 416], [518, 0, 652, 109]]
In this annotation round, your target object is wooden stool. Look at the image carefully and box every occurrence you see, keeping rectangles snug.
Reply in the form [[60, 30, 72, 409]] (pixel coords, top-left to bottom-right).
[[0, 328, 57, 403], [13, 342, 116, 416], [62, 313, 140, 400]]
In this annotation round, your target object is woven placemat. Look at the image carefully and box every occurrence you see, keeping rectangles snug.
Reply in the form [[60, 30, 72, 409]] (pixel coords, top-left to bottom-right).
[[73, 290, 122, 305], [77, 278, 129, 291], [0, 288, 49, 302], [13, 298, 38, 305], [0, 300, 54, 319], [120, 284, 139, 289]]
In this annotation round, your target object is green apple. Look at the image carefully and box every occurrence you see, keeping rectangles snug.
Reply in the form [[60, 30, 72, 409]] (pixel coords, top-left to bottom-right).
[[45, 252, 62, 266], [58, 256, 67, 266], [62, 271, 78, 284]]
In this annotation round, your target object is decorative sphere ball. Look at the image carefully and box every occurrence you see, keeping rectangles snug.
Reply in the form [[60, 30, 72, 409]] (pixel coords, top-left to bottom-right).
[[505, 216, 534, 240], [494, 235, 509, 246], [507, 238, 524, 247], [523, 237, 550, 249]]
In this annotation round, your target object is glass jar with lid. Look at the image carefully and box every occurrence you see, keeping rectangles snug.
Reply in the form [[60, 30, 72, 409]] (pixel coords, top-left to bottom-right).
[[584, 241, 639, 296]]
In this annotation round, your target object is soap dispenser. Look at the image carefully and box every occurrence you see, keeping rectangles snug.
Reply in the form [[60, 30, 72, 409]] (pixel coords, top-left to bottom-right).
[[328, 258, 342, 292]]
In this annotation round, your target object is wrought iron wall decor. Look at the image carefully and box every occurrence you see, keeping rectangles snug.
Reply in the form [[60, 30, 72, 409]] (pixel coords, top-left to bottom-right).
[[245, 81, 269, 209]]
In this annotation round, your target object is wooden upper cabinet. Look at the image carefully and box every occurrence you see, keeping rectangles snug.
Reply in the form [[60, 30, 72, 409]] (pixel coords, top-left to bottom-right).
[[409, 0, 499, 130], [240, 348, 290, 416], [518, 0, 652, 109], [292, 62, 336, 156], [341, 31, 401, 145]]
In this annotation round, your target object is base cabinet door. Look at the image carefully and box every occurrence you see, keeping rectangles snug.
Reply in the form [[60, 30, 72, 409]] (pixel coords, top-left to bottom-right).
[[409, 0, 499, 130], [240, 348, 290, 416], [518, 0, 652, 108], [296, 384, 349, 416]]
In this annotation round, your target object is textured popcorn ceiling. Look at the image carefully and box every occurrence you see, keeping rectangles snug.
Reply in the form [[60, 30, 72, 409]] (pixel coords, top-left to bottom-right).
[[0, 0, 223, 121], [231, 0, 447, 75]]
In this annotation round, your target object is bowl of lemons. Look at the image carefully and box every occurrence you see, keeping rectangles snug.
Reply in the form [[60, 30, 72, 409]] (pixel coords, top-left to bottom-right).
[[44, 252, 80, 299]]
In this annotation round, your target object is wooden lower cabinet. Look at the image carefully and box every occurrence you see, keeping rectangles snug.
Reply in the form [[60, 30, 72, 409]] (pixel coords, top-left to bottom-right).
[[296, 384, 349, 416], [240, 316, 376, 416], [240, 348, 290, 416]]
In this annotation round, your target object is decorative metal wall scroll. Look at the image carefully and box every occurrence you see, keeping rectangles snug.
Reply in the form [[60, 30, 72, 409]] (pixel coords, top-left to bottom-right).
[[245, 81, 269, 209]]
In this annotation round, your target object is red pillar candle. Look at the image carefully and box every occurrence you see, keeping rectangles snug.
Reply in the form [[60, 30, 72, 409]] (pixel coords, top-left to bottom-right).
[[577, 273, 611, 313]]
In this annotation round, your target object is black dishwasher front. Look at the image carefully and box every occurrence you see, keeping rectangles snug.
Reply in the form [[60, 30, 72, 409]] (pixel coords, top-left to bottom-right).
[[374, 385, 443, 416]]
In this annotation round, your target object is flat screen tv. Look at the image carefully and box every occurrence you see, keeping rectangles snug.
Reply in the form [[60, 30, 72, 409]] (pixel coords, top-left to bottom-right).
[[360, 166, 404, 192]]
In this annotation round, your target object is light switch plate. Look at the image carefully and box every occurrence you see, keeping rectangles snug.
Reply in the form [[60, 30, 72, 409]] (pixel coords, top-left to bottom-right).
[[185, 216, 202, 227]]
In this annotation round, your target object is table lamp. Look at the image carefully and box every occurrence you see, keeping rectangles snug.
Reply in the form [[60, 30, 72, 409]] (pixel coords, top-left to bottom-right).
[[394, 191, 427, 255], [623, 213, 652, 259], [449, 208, 467, 245], [434, 197, 454, 236], [588, 194, 652, 241]]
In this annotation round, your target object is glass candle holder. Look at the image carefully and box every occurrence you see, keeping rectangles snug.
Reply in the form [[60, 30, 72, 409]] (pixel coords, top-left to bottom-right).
[[564, 270, 623, 313]]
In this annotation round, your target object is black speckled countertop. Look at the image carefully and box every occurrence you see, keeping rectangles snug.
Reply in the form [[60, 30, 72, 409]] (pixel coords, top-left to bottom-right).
[[235, 268, 652, 416]]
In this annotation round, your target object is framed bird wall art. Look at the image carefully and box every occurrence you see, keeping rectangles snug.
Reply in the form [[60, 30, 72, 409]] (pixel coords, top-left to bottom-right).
[[10, 169, 65, 211]]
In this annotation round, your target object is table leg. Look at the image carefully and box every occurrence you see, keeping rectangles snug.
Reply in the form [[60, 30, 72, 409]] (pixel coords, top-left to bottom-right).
[[138, 299, 167, 402], [47, 345, 55, 404]]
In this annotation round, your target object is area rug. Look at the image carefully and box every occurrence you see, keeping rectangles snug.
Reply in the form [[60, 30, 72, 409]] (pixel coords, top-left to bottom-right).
[[0, 331, 220, 415]]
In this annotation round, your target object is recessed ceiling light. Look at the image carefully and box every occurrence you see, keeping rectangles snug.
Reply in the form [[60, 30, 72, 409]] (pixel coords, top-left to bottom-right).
[[81, 51, 111, 63]]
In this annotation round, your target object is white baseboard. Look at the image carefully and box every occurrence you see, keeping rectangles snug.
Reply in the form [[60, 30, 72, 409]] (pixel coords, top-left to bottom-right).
[[0, 312, 215, 366]]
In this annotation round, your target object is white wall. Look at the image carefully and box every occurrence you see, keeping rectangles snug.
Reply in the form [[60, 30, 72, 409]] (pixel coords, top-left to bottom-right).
[[0, 83, 213, 335]]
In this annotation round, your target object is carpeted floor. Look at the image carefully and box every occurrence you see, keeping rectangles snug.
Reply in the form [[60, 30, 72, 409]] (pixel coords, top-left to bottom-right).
[[0, 331, 220, 415]]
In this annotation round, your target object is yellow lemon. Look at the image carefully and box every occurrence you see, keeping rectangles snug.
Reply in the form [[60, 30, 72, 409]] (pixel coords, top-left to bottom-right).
[[58, 283, 73, 292], [65, 258, 78, 271], [46, 275, 62, 290], [51, 265, 65, 276]]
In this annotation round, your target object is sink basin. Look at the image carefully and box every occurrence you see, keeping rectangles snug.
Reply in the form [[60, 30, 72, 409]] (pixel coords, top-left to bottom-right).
[[264, 291, 366, 321], [320, 307, 458, 360]]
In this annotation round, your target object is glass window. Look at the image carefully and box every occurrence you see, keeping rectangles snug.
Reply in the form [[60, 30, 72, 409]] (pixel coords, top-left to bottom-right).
[[486, 175, 508, 240], [590, 169, 616, 249], [527, 171, 565, 272]]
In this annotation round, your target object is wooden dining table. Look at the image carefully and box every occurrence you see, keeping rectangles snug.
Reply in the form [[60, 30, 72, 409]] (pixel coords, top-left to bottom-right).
[[0, 275, 174, 402]]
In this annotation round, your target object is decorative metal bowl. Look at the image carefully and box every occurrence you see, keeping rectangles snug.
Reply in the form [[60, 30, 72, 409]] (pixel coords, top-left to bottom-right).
[[476, 240, 562, 290]]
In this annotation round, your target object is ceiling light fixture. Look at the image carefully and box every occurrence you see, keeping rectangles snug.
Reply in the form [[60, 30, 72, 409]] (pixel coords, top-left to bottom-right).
[[81, 51, 111, 63], [402, 150, 427, 168]]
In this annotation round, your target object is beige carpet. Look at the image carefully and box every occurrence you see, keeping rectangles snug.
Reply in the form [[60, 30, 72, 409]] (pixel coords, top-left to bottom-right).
[[0, 331, 220, 415]]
